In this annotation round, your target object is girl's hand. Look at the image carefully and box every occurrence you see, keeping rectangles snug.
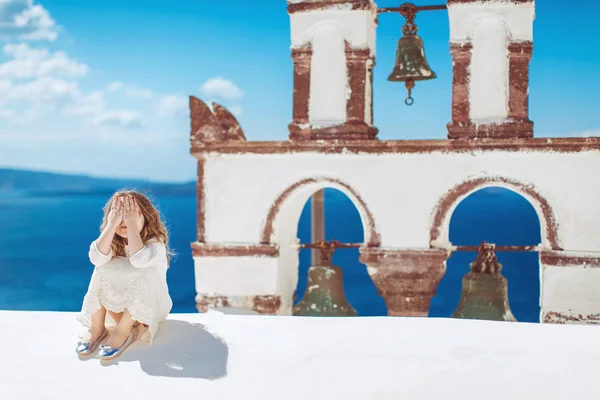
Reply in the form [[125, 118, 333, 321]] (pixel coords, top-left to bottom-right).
[[106, 199, 123, 229], [123, 196, 144, 232]]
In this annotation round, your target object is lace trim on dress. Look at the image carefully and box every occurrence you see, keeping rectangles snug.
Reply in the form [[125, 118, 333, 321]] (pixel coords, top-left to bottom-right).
[[98, 271, 154, 324]]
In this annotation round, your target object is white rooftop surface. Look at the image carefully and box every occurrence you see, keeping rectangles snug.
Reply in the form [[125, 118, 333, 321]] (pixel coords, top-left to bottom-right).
[[2, 310, 599, 400]]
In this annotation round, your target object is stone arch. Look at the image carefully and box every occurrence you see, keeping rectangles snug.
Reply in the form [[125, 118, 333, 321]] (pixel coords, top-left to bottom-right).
[[307, 19, 349, 41], [429, 177, 561, 250], [261, 177, 381, 247], [260, 177, 381, 315], [466, 14, 512, 42]]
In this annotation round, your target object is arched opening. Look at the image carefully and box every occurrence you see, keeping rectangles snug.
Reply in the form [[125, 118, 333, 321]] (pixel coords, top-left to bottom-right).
[[295, 189, 387, 316], [262, 178, 383, 315], [429, 186, 542, 322]]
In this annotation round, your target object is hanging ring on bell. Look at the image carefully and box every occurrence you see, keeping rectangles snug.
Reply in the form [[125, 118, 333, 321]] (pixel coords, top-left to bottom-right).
[[404, 79, 415, 106]]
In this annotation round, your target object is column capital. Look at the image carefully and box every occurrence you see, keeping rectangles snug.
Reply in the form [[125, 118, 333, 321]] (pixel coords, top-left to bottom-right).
[[360, 248, 449, 316]]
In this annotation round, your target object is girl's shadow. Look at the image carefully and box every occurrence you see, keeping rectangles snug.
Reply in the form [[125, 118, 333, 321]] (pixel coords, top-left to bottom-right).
[[102, 319, 228, 380]]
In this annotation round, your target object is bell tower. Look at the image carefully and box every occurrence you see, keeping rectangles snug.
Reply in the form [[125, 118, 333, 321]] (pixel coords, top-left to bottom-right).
[[446, 0, 535, 139], [287, 0, 379, 140]]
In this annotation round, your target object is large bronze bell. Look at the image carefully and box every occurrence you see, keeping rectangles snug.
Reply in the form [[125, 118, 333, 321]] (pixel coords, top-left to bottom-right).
[[452, 242, 517, 322], [293, 240, 357, 317], [388, 3, 437, 105]]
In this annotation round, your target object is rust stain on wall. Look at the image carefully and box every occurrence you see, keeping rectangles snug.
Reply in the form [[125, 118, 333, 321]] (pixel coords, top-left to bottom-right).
[[191, 242, 279, 258], [429, 176, 561, 250], [196, 294, 282, 314], [543, 311, 600, 324]]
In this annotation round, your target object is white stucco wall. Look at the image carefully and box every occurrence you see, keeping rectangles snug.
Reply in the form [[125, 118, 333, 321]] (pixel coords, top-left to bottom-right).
[[202, 150, 600, 252], [194, 149, 600, 318], [541, 264, 600, 321], [195, 257, 279, 295], [448, 2, 535, 44]]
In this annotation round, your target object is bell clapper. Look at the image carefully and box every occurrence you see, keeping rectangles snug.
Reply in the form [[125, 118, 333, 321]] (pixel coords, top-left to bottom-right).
[[405, 79, 415, 106]]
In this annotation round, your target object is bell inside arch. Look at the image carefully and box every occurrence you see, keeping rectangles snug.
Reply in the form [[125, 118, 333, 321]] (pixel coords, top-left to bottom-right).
[[293, 240, 357, 317], [451, 242, 517, 322], [293, 264, 357, 317], [388, 34, 437, 83]]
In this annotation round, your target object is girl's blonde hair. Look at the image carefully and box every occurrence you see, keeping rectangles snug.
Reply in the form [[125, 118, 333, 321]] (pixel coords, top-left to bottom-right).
[[100, 190, 174, 265]]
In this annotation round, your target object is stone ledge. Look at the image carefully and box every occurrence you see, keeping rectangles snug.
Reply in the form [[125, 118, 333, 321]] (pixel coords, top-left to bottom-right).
[[191, 136, 600, 155], [540, 251, 600, 267], [191, 242, 279, 258]]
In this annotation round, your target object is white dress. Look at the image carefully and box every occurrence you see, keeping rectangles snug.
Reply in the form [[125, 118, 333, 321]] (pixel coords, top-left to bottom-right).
[[77, 237, 173, 343]]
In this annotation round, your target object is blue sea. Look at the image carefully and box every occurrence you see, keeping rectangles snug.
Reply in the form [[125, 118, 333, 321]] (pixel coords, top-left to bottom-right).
[[0, 187, 541, 322]]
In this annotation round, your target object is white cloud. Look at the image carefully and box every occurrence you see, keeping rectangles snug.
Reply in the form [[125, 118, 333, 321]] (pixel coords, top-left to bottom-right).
[[63, 90, 103, 116], [106, 81, 153, 100], [3, 76, 79, 104], [107, 81, 123, 92], [200, 76, 244, 100], [0, 43, 88, 79], [89, 109, 142, 129], [0, 40, 144, 130], [63, 90, 142, 128], [0, 1, 58, 41], [0, 73, 143, 130], [0, 108, 16, 118], [157, 94, 187, 118], [124, 85, 153, 100]]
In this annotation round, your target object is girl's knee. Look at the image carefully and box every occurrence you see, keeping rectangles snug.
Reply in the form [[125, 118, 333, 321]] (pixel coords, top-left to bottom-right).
[[107, 310, 124, 322]]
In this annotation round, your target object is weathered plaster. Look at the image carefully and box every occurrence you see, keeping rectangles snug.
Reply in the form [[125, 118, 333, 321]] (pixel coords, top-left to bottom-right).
[[201, 151, 600, 252], [448, 1, 535, 44], [308, 21, 348, 127], [289, 6, 376, 53], [194, 256, 279, 295], [540, 263, 600, 324], [288, 1, 377, 136], [469, 16, 510, 122], [447, 0, 535, 137], [193, 149, 600, 316]]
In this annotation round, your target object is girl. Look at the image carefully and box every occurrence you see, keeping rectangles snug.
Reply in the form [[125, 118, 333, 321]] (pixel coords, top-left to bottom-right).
[[76, 191, 173, 360]]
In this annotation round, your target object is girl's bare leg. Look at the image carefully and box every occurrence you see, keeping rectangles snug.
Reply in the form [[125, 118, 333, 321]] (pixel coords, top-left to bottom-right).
[[107, 310, 124, 324], [106, 309, 136, 347], [89, 307, 107, 341]]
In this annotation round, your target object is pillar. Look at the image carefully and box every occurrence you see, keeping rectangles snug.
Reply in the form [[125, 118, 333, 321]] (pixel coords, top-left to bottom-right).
[[287, 0, 378, 140], [311, 190, 325, 264], [359, 248, 449, 316], [446, 0, 535, 139]]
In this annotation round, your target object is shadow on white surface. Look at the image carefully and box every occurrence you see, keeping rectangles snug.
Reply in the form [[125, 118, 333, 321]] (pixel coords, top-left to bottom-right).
[[101, 319, 229, 380]]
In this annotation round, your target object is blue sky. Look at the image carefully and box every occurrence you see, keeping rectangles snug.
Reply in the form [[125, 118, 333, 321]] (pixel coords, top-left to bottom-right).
[[0, 0, 598, 182]]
